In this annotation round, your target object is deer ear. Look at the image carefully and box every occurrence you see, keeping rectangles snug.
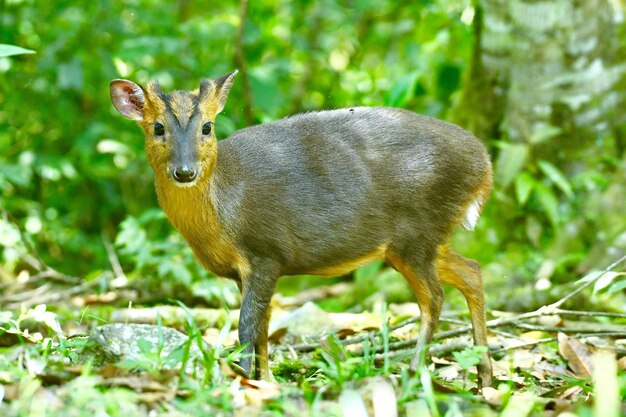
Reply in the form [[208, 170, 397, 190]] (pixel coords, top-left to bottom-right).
[[110, 79, 145, 121], [213, 70, 238, 114]]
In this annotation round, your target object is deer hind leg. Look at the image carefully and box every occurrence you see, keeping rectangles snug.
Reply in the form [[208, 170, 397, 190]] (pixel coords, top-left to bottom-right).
[[436, 246, 492, 387], [386, 248, 444, 371]]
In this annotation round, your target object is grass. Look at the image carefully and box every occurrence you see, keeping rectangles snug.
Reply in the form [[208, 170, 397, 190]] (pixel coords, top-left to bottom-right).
[[1, 291, 625, 416]]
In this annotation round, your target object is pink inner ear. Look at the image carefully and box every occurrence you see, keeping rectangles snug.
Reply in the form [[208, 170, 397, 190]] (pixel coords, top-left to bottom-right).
[[111, 80, 145, 121]]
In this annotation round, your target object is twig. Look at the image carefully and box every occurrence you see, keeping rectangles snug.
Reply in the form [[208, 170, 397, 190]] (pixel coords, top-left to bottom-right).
[[482, 254, 626, 330], [102, 232, 126, 279], [372, 339, 477, 364], [29, 268, 81, 285], [3, 280, 99, 309], [488, 328, 527, 341], [550, 254, 626, 309], [490, 337, 557, 354], [0, 282, 52, 303], [0, 209, 80, 285], [275, 255, 626, 357], [234, 0, 254, 125], [512, 323, 626, 334], [549, 309, 626, 319], [275, 316, 467, 353]]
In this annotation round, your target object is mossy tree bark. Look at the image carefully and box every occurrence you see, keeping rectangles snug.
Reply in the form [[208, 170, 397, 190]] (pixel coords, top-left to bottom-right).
[[454, 0, 625, 162], [452, 0, 626, 272]]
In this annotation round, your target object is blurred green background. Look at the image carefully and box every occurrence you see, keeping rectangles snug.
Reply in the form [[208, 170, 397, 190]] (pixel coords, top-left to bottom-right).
[[1, 0, 625, 311]]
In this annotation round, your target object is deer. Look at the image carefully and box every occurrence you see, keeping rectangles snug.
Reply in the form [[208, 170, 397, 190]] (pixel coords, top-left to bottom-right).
[[110, 70, 493, 387]]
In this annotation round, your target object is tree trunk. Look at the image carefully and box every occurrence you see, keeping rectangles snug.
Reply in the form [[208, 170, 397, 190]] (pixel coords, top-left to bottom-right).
[[453, 0, 626, 273], [455, 0, 625, 157]]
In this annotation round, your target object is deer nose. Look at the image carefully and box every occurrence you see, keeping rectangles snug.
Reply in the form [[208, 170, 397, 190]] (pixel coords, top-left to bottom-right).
[[172, 165, 197, 183]]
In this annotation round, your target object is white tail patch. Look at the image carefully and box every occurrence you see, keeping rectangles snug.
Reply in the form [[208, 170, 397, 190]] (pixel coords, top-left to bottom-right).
[[462, 199, 482, 231]]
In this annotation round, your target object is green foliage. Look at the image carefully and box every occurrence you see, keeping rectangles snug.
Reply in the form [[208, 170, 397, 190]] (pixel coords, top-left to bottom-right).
[[452, 346, 488, 371], [1, 0, 626, 413], [0, 44, 35, 57], [0, 0, 474, 289]]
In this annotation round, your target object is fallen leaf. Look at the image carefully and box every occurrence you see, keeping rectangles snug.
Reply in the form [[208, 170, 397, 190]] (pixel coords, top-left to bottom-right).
[[268, 302, 334, 338], [274, 282, 351, 307], [437, 364, 461, 381], [500, 392, 537, 417], [482, 386, 504, 405], [370, 378, 398, 417], [339, 389, 369, 417], [519, 330, 551, 340], [495, 350, 542, 371], [72, 291, 118, 307], [557, 333, 594, 378], [558, 385, 583, 401], [330, 311, 381, 332], [404, 399, 432, 417], [531, 361, 568, 381]]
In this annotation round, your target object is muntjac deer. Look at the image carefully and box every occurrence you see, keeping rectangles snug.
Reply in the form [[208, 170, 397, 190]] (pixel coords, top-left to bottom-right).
[[110, 71, 493, 387]]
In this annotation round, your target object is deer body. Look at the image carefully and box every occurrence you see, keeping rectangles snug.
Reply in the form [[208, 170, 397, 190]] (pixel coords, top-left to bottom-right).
[[110, 72, 493, 387]]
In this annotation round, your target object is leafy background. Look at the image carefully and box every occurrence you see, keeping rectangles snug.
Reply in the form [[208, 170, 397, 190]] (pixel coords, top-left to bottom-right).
[[1, 0, 626, 415]]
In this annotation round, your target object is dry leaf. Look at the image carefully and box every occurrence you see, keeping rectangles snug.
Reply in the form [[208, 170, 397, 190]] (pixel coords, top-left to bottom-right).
[[495, 349, 543, 373], [519, 330, 551, 340], [437, 364, 461, 381], [370, 378, 398, 417], [403, 399, 432, 417], [240, 377, 282, 406], [500, 392, 537, 417], [268, 302, 334, 338], [557, 333, 594, 378], [482, 387, 504, 405], [531, 361, 568, 381], [274, 282, 351, 307], [72, 291, 118, 307], [558, 385, 583, 401], [329, 311, 381, 333], [339, 389, 369, 417]]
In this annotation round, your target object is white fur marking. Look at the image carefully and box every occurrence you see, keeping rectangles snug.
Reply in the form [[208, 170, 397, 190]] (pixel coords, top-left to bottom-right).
[[462, 199, 482, 231]]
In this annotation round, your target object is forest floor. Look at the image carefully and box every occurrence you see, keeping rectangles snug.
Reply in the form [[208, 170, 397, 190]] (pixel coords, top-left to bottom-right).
[[1, 257, 625, 417]]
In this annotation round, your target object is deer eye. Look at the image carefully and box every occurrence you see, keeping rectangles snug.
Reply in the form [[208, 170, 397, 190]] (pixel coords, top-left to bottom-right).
[[202, 122, 212, 135], [154, 122, 165, 136]]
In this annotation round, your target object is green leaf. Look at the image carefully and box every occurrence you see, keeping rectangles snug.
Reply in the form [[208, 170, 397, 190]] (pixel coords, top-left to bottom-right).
[[514, 172, 536, 205], [530, 123, 562, 144], [590, 271, 626, 294], [0, 44, 35, 57], [452, 346, 486, 370], [137, 338, 154, 355], [0, 164, 32, 187], [534, 183, 559, 227], [385, 71, 420, 107], [494, 142, 529, 189], [607, 277, 626, 294], [538, 160, 574, 199]]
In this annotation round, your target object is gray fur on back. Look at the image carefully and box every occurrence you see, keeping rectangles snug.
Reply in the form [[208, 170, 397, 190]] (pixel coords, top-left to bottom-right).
[[213, 107, 490, 276]]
